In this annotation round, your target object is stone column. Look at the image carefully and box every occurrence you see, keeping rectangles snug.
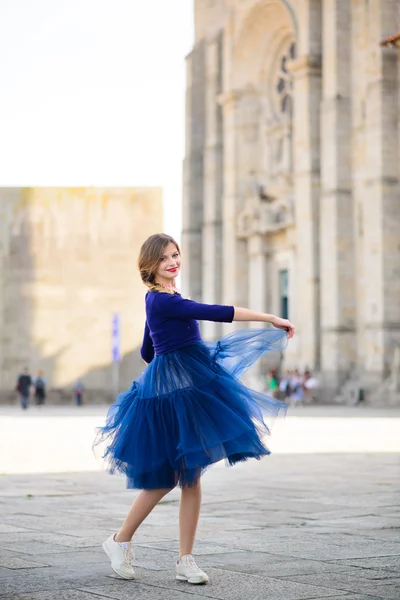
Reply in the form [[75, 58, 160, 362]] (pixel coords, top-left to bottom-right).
[[247, 233, 268, 387], [219, 90, 249, 332], [248, 234, 267, 315], [290, 0, 322, 371], [350, 0, 369, 378], [182, 42, 205, 301], [363, 0, 400, 383], [202, 33, 223, 340], [320, 0, 356, 397]]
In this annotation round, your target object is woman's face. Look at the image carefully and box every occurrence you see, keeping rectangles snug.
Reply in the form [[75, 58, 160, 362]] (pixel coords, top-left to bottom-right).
[[155, 242, 181, 284]]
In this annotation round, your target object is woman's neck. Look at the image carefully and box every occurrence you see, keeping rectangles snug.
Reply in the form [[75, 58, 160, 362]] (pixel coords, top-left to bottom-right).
[[155, 280, 178, 292]]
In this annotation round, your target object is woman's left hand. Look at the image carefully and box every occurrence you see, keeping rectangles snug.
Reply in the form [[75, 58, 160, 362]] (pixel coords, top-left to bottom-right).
[[270, 316, 296, 339]]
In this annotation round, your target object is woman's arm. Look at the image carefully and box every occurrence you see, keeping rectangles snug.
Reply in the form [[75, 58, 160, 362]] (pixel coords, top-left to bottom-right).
[[156, 294, 234, 323], [233, 307, 275, 322], [233, 307, 295, 339], [155, 294, 295, 338], [140, 321, 155, 363]]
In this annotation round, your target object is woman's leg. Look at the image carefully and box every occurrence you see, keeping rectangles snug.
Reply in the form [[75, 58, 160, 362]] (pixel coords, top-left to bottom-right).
[[179, 479, 202, 557], [115, 488, 172, 542]]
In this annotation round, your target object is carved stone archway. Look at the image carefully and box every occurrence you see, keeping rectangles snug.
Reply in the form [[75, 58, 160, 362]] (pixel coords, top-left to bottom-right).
[[232, 0, 297, 236]]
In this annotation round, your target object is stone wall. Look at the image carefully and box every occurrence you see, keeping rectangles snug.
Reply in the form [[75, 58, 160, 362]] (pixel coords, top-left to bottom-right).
[[0, 187, 162, 403]]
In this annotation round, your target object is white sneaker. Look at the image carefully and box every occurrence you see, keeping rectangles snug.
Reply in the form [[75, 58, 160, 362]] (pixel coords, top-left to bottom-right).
[[102, 534, 135, 579], [176, 554, 209, 584]]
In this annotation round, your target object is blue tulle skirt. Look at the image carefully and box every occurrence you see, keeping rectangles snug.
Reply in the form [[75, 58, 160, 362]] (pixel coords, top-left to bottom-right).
[[95, 328, 288, 490]]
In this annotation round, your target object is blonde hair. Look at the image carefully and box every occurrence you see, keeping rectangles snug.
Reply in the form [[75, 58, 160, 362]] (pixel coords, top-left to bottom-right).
[[138, 233, 180, 294]]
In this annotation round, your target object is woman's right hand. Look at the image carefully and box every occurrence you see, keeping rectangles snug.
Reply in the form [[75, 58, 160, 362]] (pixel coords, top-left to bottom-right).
[[233, 307, 295, 339], [270, 316, 296, 339]]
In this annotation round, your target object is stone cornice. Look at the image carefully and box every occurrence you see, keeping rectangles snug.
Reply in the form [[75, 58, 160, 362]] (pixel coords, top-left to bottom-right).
[[288, 55, 322, 76], [217, 85, 261, 107], [217, 91, 242, 107]]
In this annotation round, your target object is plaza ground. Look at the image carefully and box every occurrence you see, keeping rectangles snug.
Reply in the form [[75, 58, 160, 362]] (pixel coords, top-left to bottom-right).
[[0, 405, 399, 599]]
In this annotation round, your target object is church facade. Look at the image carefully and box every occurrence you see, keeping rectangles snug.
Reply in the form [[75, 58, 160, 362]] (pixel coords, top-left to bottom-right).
[[182, 0, 400, 403]]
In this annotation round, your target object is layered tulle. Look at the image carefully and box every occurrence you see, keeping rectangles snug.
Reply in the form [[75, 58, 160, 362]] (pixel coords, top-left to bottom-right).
[[95, 328, 288, 489]]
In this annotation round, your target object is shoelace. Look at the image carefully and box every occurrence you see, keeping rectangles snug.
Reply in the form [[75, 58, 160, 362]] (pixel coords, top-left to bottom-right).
[[184, 555, 203, 572], [121, 543, 134, 566]]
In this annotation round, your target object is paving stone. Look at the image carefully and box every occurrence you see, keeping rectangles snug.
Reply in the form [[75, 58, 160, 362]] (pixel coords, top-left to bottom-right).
[[138, 539, 240, 556], [322, 596, 397, 600], [332, 556, 400, 570], [283, 572, 400, 596], [26, 549, 105, 568], [314, 516, 400, 530], [354, 587, 400, 600], [200, 529, 339, 549], [6, 591, 108, 600], [133, 567, 349, 599], [214, 557, 392, 579], [0, 562, 117, 597], [0, 531, 106, 548], [314, 533, 400, 547], [236, 540, 400, 560], [130, 547, 253, 571], [0, 551, 51, 569], [0, 566, 21, 579], [0, 515, 50, 529], [343, 568, 398, 581], [196, 551, 297, 567], [0, 523, 30, 534], [81, 582, 208, 600], [0, 540, 97, 556], [364, 529, 400, 542], [371, 582, 400, 600], [187, 517, 263, 531]]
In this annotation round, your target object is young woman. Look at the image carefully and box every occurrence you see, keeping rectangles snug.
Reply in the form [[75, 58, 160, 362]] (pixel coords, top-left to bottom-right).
[[97, 233, 295, 585]]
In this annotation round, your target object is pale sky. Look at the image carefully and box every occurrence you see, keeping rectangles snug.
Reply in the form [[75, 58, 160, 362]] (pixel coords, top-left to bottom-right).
[[0, 0, 194, 240]]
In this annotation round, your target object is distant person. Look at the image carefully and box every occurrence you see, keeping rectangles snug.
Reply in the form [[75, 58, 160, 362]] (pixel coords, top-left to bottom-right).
[[266, 368, 279, 399], [34, 370, 46, 407], [304, 370, 319, 403], [16, 367, 32, 410], [279, 369, 292, 400], [289, 369, 304, 405], [74, 379, 84, 406]]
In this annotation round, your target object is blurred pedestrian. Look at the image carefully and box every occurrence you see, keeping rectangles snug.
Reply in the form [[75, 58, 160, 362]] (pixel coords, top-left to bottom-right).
[[304, 370, 319, 403], [279, 369, 292, 400], [74, 379, 84, 406], [289, 369, 304, 405], [266, 368, 279, 398], [16, 367, 32, 410], [34, 370, 46, 407]]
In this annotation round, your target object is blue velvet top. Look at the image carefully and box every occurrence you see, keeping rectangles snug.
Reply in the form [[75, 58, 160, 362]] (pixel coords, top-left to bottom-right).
[[140, 291, 235, 363]]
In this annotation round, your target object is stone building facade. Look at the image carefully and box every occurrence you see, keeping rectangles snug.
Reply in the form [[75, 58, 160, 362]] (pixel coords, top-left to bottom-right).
[[0, 187, 162, 402], [182, 0, 400, 403]]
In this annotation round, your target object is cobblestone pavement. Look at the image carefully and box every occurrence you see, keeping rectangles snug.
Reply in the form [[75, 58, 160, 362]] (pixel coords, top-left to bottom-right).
[[0, 406, 399, 599]]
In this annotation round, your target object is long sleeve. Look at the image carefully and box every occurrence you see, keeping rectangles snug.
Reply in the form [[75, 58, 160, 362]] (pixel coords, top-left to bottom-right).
[[156, 294, 234, 323], [140, 321, 155, 363]]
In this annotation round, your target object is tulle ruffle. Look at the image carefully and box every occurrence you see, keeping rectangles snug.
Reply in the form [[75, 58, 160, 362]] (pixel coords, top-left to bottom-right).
[[95, 328, 288, 489]]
